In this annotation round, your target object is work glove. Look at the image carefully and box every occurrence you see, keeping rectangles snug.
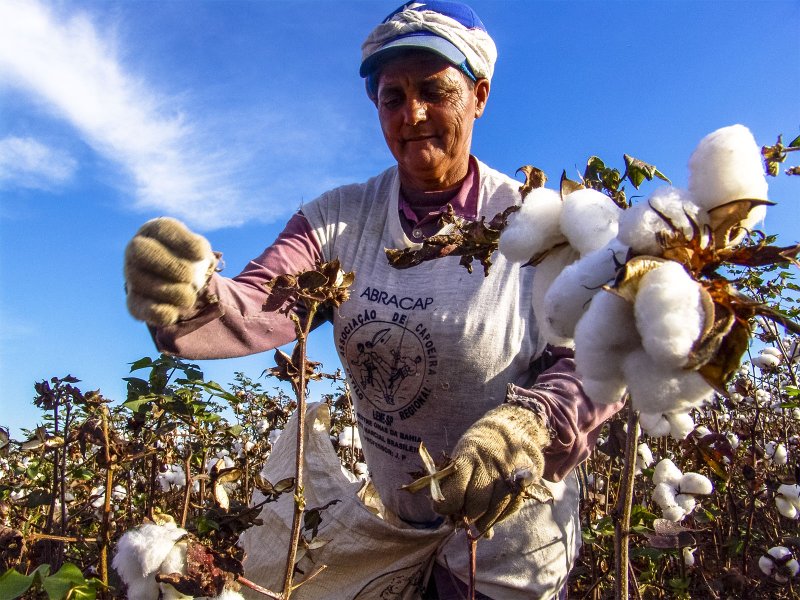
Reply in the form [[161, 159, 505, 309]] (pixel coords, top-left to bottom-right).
[[433, 404, 550, 536], [124, 217, 217, 326]]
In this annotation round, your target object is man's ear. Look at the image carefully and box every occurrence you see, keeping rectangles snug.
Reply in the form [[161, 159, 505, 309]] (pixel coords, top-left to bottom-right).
[[474, 79, 490, 118]]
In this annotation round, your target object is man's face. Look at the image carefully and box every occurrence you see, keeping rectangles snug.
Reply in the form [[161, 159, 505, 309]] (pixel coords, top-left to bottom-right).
[[375, 52, 489, 192]]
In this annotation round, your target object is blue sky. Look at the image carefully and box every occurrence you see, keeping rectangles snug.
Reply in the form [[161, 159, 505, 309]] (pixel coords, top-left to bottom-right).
[[1, 0, 798, 436]]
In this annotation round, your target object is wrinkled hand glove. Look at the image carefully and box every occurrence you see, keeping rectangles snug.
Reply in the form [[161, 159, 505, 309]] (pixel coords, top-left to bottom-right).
[[433, 404, 550, 535], [124, 217, 217, 326]]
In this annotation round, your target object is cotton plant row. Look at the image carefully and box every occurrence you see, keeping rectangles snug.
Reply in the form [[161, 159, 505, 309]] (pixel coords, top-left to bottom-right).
[[499, 124, 798, 418]]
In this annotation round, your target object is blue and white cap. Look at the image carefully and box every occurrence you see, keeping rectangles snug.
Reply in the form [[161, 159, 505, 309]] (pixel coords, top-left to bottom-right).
[[360, 1, 497, 82]]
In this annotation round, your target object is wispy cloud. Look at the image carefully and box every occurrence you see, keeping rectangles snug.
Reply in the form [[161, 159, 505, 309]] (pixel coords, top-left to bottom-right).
[[0, 0, 269, 229], [0, 136, 77, 189]]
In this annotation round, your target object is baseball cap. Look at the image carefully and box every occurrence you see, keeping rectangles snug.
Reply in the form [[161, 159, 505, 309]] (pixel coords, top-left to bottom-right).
[[359, 1, 487, 78]]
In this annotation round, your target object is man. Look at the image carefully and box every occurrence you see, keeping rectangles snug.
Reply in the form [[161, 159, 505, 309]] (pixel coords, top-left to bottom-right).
[[124, 2, 621, 598]]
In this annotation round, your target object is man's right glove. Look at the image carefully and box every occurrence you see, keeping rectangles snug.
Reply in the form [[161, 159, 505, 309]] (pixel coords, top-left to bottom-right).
[[433, 404, 550, 535], [124, 217, 217, 326]]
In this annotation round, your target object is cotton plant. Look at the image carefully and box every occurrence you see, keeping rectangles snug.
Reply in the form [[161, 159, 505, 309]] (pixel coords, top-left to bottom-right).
[[650, 458, 713, 522], [759, 546, 800, 583]]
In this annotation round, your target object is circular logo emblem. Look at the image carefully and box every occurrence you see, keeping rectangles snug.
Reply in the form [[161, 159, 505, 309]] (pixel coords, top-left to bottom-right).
[[344, 320, 425, 413]]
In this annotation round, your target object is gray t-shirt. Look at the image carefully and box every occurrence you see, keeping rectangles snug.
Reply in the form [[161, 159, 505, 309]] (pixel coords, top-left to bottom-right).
[[302, 160, 581, 599]]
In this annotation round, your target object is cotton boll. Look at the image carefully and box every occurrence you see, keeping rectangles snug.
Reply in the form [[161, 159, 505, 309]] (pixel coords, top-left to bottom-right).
[[531, 244, 581, 347], [777, 484, 800, 505], [725, 432, 740, 450], [653, 458, 683, 488], [634, 261, 705, 368], [679, 472, 713, 496], [688, 124, 769, 211], [640, 412, 671, 438], [636, 443, 654, 472], [112, 522, 188, 600], [776, 496, 799, 519], [618, 187, 705, 257], [753, 352, 781, 369], [544, 239, 628, 341], [667, 412, 695, 440], [652, 482, 679, 509], [499, 187, 566, 263], [623, 349, 714, 414], [559, 188, 623, 256]]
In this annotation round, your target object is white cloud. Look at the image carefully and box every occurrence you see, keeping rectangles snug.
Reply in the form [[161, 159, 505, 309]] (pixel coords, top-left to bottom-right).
[[0, 136, 77, 189], [0, 0, 267, 229]]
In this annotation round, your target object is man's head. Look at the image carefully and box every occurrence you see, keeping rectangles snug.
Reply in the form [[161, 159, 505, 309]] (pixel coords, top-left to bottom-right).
[[360, 2, 495, 191], [360, 1, 497, 99]]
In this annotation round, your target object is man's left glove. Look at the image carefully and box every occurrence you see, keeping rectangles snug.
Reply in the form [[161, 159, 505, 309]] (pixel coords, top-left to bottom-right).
[[433, 404, 549, 535]]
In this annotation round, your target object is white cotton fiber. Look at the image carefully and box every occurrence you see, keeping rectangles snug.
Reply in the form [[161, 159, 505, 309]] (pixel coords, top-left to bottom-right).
[[688, 124, 769, 210], [582, 377, 627, 406], [653, 458, 683, 488], [652, 482, 678, 509], [543, 239, 629, 341], [531, 244, 581, 347], [639, 412, 671, 437], [574, 289, 640, 404], [666, 412, 695, 440], [559, 188, 623, 256], [112, 522, 188, 600], [634, 262, 705, 368], [623, 349, 714, 414], [679, 472, 713, 495], [661, 505, 687, 522], [617, 187, 706, 257], [675, 493, 697, 515], [499, 187, 566, 263]]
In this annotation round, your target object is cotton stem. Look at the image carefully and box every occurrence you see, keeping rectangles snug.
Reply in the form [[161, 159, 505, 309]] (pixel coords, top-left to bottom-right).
[[614, 402, 638, 600], [280, 301, 318, 599]]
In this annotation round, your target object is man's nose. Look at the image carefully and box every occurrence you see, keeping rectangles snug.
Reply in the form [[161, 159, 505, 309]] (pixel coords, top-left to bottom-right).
[[404, 98, 427, 126]]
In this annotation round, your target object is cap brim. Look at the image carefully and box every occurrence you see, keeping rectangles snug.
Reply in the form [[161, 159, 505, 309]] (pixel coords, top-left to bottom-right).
[[359, 34, 467, 77]]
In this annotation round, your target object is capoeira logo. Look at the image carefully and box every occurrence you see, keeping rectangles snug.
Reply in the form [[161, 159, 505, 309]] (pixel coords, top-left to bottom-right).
[[344, 320, 427, 413]]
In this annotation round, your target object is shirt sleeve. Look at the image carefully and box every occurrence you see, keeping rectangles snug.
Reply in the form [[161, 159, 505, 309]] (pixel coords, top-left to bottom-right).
[[151, 212, 323, 359], [506, 346, 625, 482]]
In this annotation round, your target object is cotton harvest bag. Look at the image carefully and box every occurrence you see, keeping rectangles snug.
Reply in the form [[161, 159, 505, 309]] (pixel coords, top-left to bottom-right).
[[239, 403, 453, 599]]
